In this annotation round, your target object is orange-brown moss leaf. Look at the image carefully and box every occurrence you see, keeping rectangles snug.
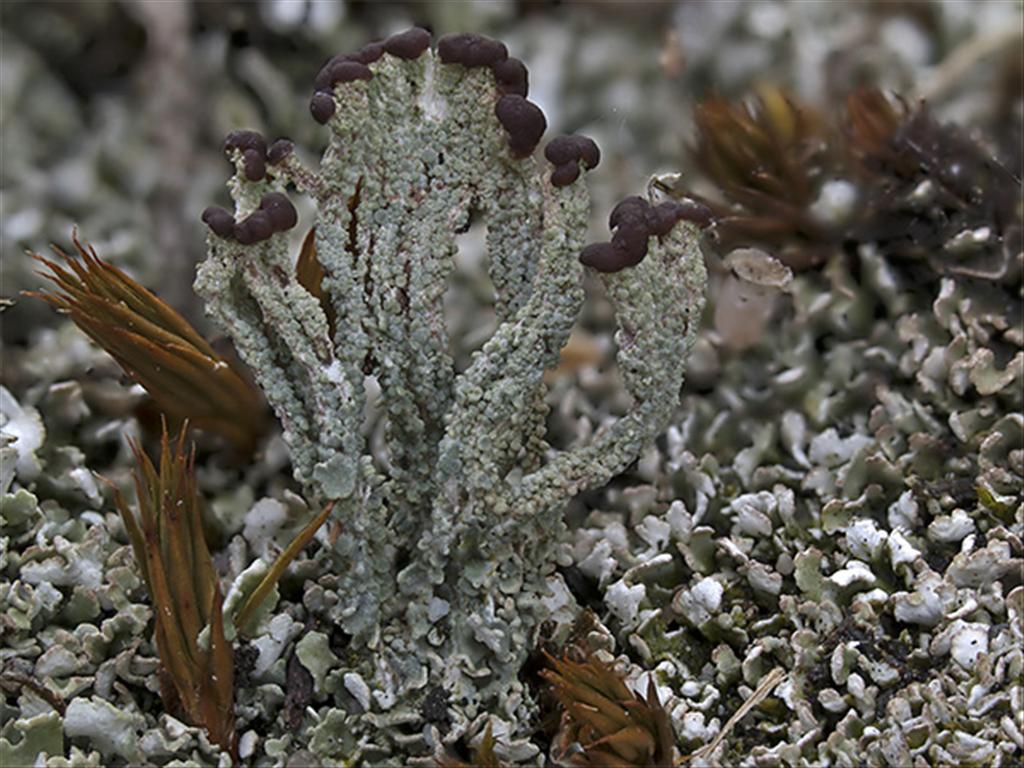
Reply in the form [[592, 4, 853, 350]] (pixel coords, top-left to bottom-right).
[[28, 233, 266, 452], [436, 722, 506, 768], [294, 225, 336, 335], [541, 652, 675, 768], [844, 88, 908, 176], [689, 87, 834, 269], [295, 226, 324, 302], [110, 423, 236, 759], [199, 588, 236, 756]]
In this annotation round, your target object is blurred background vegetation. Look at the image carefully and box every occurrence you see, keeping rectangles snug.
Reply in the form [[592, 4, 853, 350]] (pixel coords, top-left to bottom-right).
[[2, 0, 1020, 346]]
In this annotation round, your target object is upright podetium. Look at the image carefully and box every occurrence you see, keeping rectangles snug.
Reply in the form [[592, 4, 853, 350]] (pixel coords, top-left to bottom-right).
[[197, 27, 707, 758]]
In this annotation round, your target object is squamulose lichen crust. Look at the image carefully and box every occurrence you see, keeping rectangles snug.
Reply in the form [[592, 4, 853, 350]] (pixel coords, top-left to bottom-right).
[[9, 10, 1021, 766]]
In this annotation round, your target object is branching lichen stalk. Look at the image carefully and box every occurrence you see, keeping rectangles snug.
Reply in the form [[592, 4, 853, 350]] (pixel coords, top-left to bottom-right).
[[194, 27, 707, 755]]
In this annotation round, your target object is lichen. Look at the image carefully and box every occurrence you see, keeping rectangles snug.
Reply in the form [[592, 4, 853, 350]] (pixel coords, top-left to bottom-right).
[[4, 3, 1022, 765], [193, 27, 706, 756]]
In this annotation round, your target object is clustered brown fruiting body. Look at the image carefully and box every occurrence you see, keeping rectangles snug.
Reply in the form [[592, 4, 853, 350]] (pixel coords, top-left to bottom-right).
[[309, 45, 379, 124], [202, 192, 298, 246], [492, 57, 529, 98], [308, 28, 429, 125], [203, 130, 300, 245], [437, 32, 528, 97], [436, 31, 545, 156], [494, 95, 547, 158], [267, 138, 294, 166], [203, 29, 554, 244], [580, 197, 713, 273], [309, 92, 336, 125], [309, 56, 374, 124], [222, 130, 269, 182], [383, 27, 432, 60], [232, 193, 298, 245], [544, 135, 601, 187], [200, 206, 235, 239], [437, 32, 508, 68], [204, 29, 712, 275], [307, 29, 545, 156]]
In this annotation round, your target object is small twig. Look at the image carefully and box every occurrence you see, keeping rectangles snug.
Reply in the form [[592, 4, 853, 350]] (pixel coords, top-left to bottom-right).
[[917, 25, 1024, 103], [235, 500, 336, 635], [0, 668, 67, 715], [680, 667, 787, 765]]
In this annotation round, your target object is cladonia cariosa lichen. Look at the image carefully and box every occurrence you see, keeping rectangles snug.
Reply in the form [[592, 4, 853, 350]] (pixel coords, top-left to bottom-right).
[[194, 27, 706, 749]]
